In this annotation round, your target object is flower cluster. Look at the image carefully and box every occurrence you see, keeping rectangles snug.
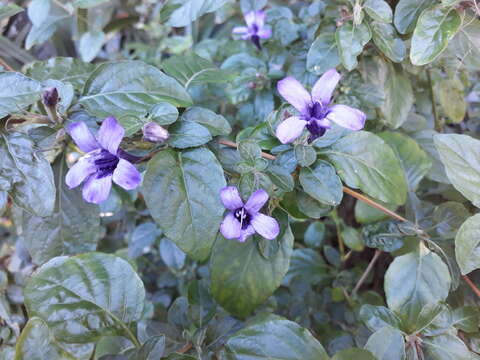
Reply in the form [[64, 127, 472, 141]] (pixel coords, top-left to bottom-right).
[[232, 10, 271, 50]]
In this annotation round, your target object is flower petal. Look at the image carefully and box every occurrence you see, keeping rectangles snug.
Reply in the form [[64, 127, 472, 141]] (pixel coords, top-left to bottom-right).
[[311, 68, 341, 106], [65, 157, 96, 189], [112, 159, 141, 190], [232, 26, 248, 35], [238, 225, 256, 242], [96, 116, 125, 155], [220, 186, 244, 210], [277, 77, 311, 113], [82, 175, 112, 204], [275, 116, 306, 144], [245, 10, 265, 28], [67, 122, 99, 153], [251, 213, 280, 240], [327, 104, 366, 131], [257, 27, 271, 39], [244, 189, 269, 213], [220, 212, 242, 240]]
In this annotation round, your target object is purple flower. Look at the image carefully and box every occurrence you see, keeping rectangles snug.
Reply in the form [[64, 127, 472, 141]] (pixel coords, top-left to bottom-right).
[[65, 116, 141, 204], [275, 69, 366, 144], [220, 186, 279, 242], [232, 11, 271, 50], [142, 122, 169, 143]]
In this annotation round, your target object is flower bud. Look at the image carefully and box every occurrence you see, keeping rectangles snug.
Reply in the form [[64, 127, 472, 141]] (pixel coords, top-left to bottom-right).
[[42, 87, 59, 107], [142, 122, 169, 143]]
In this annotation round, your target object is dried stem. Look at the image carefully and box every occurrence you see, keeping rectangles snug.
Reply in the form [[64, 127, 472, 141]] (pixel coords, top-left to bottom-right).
[[0, 57, 14, 71], [462, 275, 480, 298], [352, 250, 381, 295], [177, 342, 193, 354]]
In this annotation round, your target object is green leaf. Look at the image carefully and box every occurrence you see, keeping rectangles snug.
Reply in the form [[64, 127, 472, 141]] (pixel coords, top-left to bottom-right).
[[433, 202, 470, 239], [128, 222, 159, 259], [306, 33, 341, 75], [304, 222, 326, 248], [14, 317, 77, 360], [79, 61, 192, 119], [118, 102, 178, 136], [448, 17, 480, 71], [438, 76, 466, 123], [181, 107, 231, 136], [79, 31, 105, 62], [412, 130, 448, 183], [393, 0, 435, 34], [355, 199, 395, 224], [422, 334, 472, 360], [142, 148, 226, 261], [168, 120, 212, 149], [15, 159, 100, 265], [26, 57, 95, 89], [434, 134, 480, 207], [160, 238, 186, 270], [364, 0, 393, 23], [342, 226, 364, 251], [283, 248, 329, 285], [73, 0, 110, 8], [0, 3, 23, 22], [295, 144, 317, 167], [299, 160, 343, 206], [364, 327, 405, 360], [371, 22, 406, 62], [163, 52, 234, 89], [384, 246, 451, 325], [410, 7, 461, 66], [360, 305, 402, 332], [379, 132, 431, 191], [455, 214, 480, 275], [321, 131, 407, 205], [335, 23, 371, 71], [267, 164, 294, 192], [211, 212, 293, 318], [451, 306, 480, 333], [380, 63, 414, 129], [225, 314, 329, 360], [0, 133, 55, 217], [24, 253, 145, 343], [125, 336, 165, 360], [331, 348, 376, 360], [167, 0, 230, 27], [0, 72, 41, 117]]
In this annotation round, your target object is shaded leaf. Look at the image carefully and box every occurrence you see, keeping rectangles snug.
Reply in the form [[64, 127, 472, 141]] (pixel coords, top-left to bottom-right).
[[455, 214, 480, 275], [0, 72, 41, 117]]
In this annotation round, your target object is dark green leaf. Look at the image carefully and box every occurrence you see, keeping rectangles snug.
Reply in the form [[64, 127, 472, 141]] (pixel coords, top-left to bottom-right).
[[360, 305, 402, 332], [410, 7, 461, 66], [299, 160, 343, 206], [364, 0, 392, 23], [422, 334, 472, 360], [225, 314, 329, 360], [379, 132, 431, 190], [0, 72, 41, 117], [142, 148, 226, 261], [128, 222, 159, 259], [364, 327, 405, 360], [434, 134, 480, 207], [160, 238, 186, 270], [167, 120, 212, 149], [371, 22, 406, 62], [321, 131, 407, 205], [211, 212, 293, 318], [79, 61, 192, 119], [167, 0, 230, 27], [267, 164, 294, 192], [393, 0, 435, 34], [15, 158, 100, 264], [335, 23, 371, 71], [181, 107, 231, 136], [455, 214, 480, 275], [331, 348, 376, 360], [24, 253, 145, 343], [163, 52, 234, 88], [295, 144, 317, 167], [283, 248, 329, 285], [306, 33, 341, 75]]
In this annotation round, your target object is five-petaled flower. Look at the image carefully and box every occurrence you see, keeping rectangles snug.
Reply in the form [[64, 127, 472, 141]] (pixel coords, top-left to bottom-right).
[[276, 68, 366, 144], [220, 186, 279, 242], [232, 10, 271, 50], [65, 116, 141, 204]]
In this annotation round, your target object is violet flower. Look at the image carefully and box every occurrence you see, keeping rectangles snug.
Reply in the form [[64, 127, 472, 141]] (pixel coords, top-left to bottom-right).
[[276, 69, 366, 144], [220, 186, 279, 242], [232, 11, 271, 50], [65, 116, 141, 204]]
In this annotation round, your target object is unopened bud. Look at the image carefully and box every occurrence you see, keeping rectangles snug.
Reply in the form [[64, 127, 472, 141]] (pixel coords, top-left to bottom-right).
[[42, 87, 59, 107], [142, 122, 169, 143]]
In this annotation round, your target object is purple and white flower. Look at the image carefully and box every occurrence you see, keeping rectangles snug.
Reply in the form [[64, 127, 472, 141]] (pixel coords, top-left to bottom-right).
[[220, 186, 279, 242], [232, 10, 271, 50], [65, 116, 141, 204], [275, 69, 366, 144]]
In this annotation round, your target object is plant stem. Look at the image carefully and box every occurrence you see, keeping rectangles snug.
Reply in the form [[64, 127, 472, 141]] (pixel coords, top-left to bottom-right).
[[462, 275, 480, 298], [352, 250, 381, 295], [330, 209, 345, 260], [0, 57, 14, 71], [427, 68, 441, 132]]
